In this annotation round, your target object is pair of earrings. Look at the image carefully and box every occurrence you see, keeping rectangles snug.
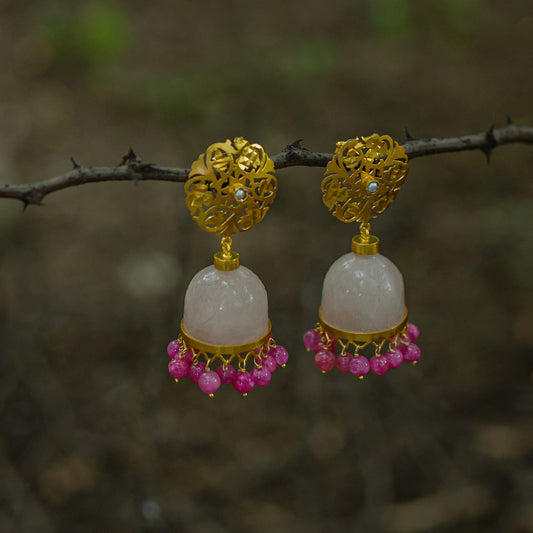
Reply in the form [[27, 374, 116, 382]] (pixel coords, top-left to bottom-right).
[[167, 135, 421, 397]]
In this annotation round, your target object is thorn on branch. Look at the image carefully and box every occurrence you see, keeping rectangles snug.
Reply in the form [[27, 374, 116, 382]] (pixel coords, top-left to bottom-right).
[[483, 125, 497, 164], [404, 127, 415, 141], [70, 156, 80, 169], [286, 139, 307, 151], [119, 147, 141, 166], [280, 139, 311, 162], [19, 191, 43, 209], [486, 124, 496, 143]]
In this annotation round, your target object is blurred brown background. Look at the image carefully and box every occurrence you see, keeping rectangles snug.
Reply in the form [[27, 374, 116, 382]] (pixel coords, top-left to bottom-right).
[[0, 1, 532, 532]]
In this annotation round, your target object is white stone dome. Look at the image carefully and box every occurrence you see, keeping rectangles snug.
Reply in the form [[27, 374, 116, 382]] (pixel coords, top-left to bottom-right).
[[321, 252, 405, 333], [182, 264, 269, 345]]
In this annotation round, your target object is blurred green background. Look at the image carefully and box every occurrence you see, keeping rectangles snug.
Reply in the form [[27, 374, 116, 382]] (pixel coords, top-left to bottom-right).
[[0, 1, 532, 532]]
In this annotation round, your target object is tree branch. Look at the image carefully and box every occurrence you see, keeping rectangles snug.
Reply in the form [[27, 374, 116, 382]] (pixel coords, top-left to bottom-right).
[[1, 123, 532, 207], [403, 122, 533, 160]]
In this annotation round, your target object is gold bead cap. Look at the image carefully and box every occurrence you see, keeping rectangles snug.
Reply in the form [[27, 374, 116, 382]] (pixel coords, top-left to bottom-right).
[[213, 236, 240, 271], [352, 235, 379, 255], [214, 250, 240, 271]]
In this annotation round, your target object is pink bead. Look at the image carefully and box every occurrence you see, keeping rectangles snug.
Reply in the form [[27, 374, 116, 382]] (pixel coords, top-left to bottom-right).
[[167, 339, 181, 358], [168, 358, 190, 379], [407, 323, 420, 343], [386, 350, 403, 369], [262, 355, 277, 374], [216, 364, 237, 384], [198, 371, 221, 395], [251, 366, 272, 387], [403, 343, 421, 363], [271, 345, 289, 366], [233, 371, 254, 395], [370, 355, 389, 375], [349, 355, 370, 377], [314, 349, 336, 372], [188, 362, 206, 383], [395, 341, 408, 355], [335, 353, 353, 373], [181, 350, 193, 364], [303, 329, 320, 350]]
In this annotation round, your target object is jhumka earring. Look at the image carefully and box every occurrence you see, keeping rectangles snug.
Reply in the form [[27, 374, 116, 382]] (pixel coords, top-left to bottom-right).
[[303, 134, 420, 378], [167, 137, 288, 397]]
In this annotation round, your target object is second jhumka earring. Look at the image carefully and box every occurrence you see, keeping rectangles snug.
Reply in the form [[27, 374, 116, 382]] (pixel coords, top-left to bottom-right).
[[303, 134, 421, 378], [167, 138, 288, 397]]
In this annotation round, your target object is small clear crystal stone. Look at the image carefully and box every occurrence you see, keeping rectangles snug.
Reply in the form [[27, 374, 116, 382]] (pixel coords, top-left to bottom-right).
[[366, 181, 379, 193], [234, 188, 247, 201]]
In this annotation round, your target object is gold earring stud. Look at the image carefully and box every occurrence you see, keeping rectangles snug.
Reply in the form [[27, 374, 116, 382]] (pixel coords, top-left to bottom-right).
[[167, 138, 288, 397], [303, 134, 421, 378]]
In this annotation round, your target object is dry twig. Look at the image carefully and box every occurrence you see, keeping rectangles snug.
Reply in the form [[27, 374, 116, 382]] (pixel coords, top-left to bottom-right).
[[1, 122, 532, 207]]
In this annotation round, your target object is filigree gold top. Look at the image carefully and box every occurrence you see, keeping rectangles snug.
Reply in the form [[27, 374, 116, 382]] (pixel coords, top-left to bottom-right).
[[321, 134, 409, 225], [185, 137, 277, 237]]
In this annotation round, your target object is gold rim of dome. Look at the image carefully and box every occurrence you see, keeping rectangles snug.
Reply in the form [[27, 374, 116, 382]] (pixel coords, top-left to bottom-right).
[[318, 307, 408, 342], [180, 320, 272, 356]]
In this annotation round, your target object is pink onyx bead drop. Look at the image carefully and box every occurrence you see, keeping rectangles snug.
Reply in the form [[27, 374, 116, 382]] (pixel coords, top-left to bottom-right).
[[314, 349, 336, 372], [251, 366, 272, 387], [167, 339, 181, 358], [271, 345, 289, 367], [349, 355, 370, 378], [403, 343, 421, 363], [188, 362, 206, 383], [216, 364, 237, 384], [335, 353, 353, 373], [303, 329, 320, 350], [386, 350, 404, 369], [233, 371, 255, 395], [370, 355, 389, 375], [395, 340, 409, 355], [262, 354, 277, 374], [198, 371, 221, 396], [181, 350, 194, 364], [407, 323, 420, 343], [168, 358, 190, 380]]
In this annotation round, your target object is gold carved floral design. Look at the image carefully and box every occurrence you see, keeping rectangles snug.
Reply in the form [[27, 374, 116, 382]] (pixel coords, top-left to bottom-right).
[[185, 138, 277, 237], [322, 134, 409, 224]]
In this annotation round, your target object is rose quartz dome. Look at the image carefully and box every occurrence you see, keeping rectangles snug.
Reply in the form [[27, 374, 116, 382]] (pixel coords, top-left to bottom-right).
[[320, 252, 405, 333], [182, 265, 269, 345]]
